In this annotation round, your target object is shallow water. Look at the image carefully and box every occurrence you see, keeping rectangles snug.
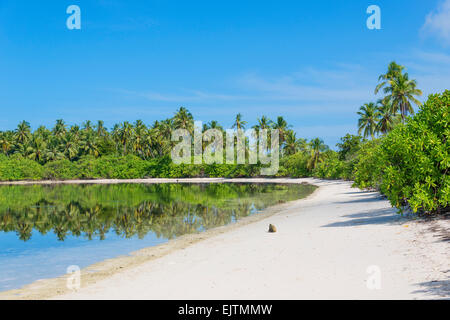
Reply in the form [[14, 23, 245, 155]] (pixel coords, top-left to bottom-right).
[[0, 183, 315, 291]]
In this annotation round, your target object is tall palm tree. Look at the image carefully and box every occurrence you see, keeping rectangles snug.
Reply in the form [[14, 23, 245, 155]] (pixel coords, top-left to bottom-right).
[[95, 120, 107, 137], [252, 116, 273, 152], [15, 121, 31, 145], [81, 131, 100, 157], [132, 120, 148, 157], [118, 122, 134, 155], [173, 107, 194, 134], [376, 100, 400, 134], [0, 131, 14, 155], [357, 102, 380, 140], [70, 125, 81, 137], [26, 136, 47, 163], [150, 119, 173, 156], [45, 145, 65, 162], [272, 116, 291, 145], [232, 113, 247, 131], [203, 120, 223, 131], [283, 130, 300, 156], [62, 133, 80, 160], [375, 61, 405, 95], [35, 126, 51, 140], [307, 138, 328, 170], [382, 73, 422, 121], [253, 116, 272, 132], [82, 120, 93, 133], [52, 119, 67, 138]]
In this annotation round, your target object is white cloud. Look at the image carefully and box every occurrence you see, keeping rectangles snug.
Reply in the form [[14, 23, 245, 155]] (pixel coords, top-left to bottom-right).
[[120, 89, 250, 102], [237, 71, 372, 102], [119, 64, 374, 106], [421, 0, 450, 45], [404, 51, 450, 100]]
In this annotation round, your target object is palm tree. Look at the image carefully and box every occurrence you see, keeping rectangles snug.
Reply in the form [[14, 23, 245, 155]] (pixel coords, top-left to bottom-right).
[[117, 122, 134, 155], [252, 116, 273, 152], [150, 120, 173, 157], [95, 120, 107, 137], [173, 107, 194, 134], [81, 131, 100, 157], [52, 119, 67, 138], [232, 113, 247, 131], [253, 116, 272, 132], [0, 131, 14, 155], [376, 100, 400, 134], [203, 120, 223, 131], [45, 145, 65, 162], [375, 61, 405, 95], [283, 130, 300, 156], [82, 120, 93, 133], [272, 116, 291, 145], [62, 133, 80, 160], [382, 73, 422, 121], [132, 120, 148, 157], [26, 136, 47, 163], [35, 126, 51, 140], [357, 103, 380, 140], [307, 138, 328, 170], [70, 125, 81, 137], [15, 121, 31, 145]]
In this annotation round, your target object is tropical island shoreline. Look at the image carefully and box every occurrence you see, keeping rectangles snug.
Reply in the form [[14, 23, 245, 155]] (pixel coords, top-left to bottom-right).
[[0, 178, 448, 300]]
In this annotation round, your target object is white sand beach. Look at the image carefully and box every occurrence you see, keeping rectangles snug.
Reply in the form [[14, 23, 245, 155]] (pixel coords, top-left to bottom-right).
[[1, 178, 448, 300]]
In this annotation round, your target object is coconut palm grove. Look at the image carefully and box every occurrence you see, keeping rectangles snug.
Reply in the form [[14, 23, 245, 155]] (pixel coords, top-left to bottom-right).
[[0, 62, 449, 215]]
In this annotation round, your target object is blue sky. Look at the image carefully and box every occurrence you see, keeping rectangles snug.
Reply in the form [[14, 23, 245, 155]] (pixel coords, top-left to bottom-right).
[[0, 0, 449, 147]]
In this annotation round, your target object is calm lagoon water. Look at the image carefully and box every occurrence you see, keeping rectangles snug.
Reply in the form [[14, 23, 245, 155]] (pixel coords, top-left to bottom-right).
[[0, 183, 315, 291]]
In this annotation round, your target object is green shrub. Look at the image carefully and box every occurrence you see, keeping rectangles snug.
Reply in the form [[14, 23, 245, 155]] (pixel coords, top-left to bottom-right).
[[43, 159, 79, 180], [379, 91, 449, 214], [91, 155, 148, 179], [336, 134, 364, 161], [0, 155, 44, 180], [353, 139, 384, 189], [74, 156, 99, 179], [354, 90, 449, 214], [312, 150, 345, 179], [279, 152, 310, 177]]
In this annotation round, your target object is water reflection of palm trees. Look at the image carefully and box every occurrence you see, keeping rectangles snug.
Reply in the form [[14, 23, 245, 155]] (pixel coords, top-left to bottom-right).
[[0, 183, 315, 242]]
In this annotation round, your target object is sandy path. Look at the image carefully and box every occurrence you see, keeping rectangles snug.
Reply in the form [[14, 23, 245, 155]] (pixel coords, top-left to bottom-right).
[[49, 179, 448, 300]]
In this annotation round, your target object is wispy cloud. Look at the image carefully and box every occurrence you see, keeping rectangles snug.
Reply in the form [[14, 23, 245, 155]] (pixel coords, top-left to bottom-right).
[[293, 124, 357, 139], [405, 51, 450, 99], [236, 70, 372, 102], [122, 64, 374, 107], [119, 89, 249, 102], [421, 0, 450, 45]]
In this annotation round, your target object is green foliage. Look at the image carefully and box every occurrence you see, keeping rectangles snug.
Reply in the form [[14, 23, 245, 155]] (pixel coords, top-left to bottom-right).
[[352, 139, 384, 189], [379, 91, 449, 214], [278, 152, 310, 177], [354, 90, 449, 214], [312, 150, 346, 179], [336, 134, 364, 161], [0, 155, 44, 181], [90, 155, 149, 179], [43, 159, 79, 180]]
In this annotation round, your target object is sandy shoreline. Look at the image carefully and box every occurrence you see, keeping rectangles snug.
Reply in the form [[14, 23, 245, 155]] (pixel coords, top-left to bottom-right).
[[0, 178, 448, 300]]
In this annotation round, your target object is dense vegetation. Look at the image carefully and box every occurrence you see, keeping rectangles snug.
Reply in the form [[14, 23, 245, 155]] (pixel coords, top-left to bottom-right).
[[0, 62, 448, 215], [353, 90, 449, 214]]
